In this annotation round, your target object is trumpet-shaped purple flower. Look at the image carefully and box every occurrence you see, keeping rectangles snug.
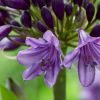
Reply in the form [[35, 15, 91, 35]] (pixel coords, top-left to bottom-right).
[[63, 29, 100, 87], [17, 30, 61, 87]]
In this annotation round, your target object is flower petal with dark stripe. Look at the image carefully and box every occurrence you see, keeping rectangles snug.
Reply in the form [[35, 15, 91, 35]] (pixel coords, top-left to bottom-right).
[[17, 30, 62, 87], [64, 29, 100, 87]]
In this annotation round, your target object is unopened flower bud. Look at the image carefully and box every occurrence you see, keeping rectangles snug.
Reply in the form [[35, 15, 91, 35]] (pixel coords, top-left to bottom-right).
[[65, 3, 73, 16], [90, 24, 100, 37], [32, 0, 37, 6], [86, 3, 95, 22], [0, 10, 9, 21], [37, 21, 47, 33], [41, 6, 54, 29], [96, 3, 100, 20], [0, 1, 5, 6], [52, 0, 64, 20], [1, 0, 30, 10], [0, 25, 12, 40], [73, 0, 83, 7], [37, 0, 45, 8], [45, 0, 51, 7], [21, 11, 32, 28]]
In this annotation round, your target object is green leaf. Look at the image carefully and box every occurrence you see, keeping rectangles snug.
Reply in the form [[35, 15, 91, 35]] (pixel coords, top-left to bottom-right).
[[0, 85, 17, 100]]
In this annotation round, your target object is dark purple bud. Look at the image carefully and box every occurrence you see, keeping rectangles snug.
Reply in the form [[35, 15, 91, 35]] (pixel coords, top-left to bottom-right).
[[65, 3, 73, 16], [45, 0, 51, 7], [0, 10, 8, 26], [41, 6, 54, 29], [37, 21, 47, 33], [21, 11, 32, 28], [90, 24, 100, 37], [73, 0, 83, 7], [0, 20, 4, 26], [0, 37, 25, 51], [0, 25, 12, 40], [24, 0, 30, 7], [10, 20, 21, 27], [86, 3, 95, 22], [32, 0, 37, 6], [96, 3, 100, 20], [52, 0, 64, 20], [0, 10, 9, 21], [37, 0, 45, 8], [0, 1, 5, 6], [2, 0, 30, 10]]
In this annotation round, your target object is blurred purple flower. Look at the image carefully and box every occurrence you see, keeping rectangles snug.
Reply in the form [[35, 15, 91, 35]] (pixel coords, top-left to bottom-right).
[[0, 37, 25, 51], [63, 29, 100, 87], [17, 30, 61, 87]]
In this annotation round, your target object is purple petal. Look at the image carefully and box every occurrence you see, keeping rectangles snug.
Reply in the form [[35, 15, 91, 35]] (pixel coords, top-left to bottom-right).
[[44, 49, 61, 87], [17, 47, 49, 66], [88, 43, 100, 70], [44, 65, 60, 87], [43, 30, 59, 47], [78, 49, 95, 87], [23, 65, 43, 80], [78, 29, 90, 44], [26, 37, 45, 48], [77, 29, 99, 48], [63, 48, 79, 68]]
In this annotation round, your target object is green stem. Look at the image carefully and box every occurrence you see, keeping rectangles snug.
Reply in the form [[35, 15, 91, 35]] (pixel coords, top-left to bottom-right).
[[53, 69, 66, 100]]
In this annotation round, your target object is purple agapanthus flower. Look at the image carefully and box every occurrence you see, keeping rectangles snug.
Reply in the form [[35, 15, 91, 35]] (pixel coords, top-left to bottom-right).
[[17, 30, 61, 87], [63, 29, 100, 87]]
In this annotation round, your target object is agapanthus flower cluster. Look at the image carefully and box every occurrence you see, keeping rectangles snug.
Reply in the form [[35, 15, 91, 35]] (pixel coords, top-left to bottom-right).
[[0, 0, 100, 87]]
